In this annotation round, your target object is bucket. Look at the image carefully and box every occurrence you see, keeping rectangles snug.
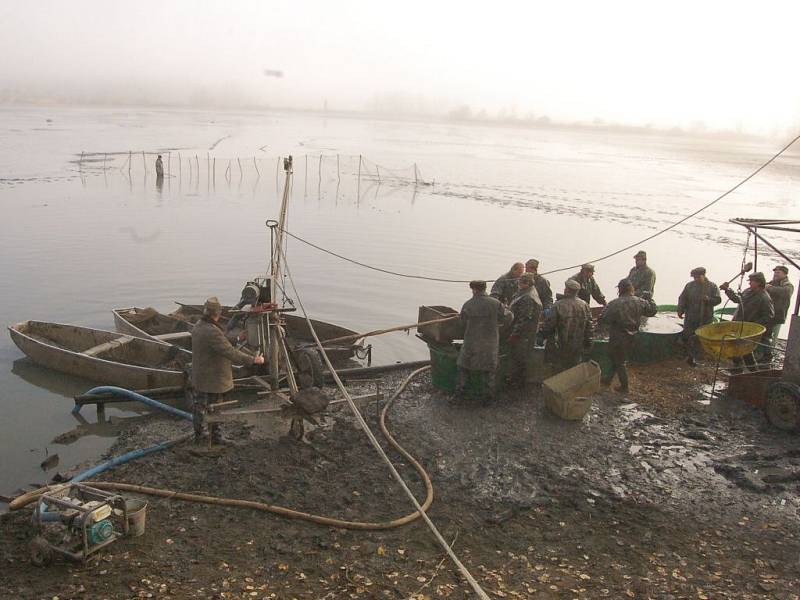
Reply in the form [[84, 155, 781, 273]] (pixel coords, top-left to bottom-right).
[[696, 321, 766, 359], [125, 498, 148, 537]]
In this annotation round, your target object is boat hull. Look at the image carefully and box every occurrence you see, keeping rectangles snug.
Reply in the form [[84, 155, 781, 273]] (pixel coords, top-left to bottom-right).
[[9, 321, 189, 389]]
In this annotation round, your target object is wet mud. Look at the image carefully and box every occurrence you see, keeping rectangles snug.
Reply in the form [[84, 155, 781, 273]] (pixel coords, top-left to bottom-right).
[[2, 363, 799, 599]]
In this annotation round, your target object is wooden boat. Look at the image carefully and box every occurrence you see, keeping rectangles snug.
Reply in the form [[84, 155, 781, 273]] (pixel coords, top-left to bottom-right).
[[113, 307, 193, 349], [8, 321, 191, 389], [169, 303, 365, 364]]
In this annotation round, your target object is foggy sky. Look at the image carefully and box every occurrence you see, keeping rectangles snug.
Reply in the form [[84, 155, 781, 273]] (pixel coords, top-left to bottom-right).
[[1, 0, 798, 133]]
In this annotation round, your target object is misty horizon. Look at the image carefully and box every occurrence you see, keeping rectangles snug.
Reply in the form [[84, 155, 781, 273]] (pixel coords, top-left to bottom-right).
[[1, 1, 799, 136]]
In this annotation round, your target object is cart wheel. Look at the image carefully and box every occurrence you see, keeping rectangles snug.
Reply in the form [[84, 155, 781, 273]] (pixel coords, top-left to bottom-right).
[[30, 536, 54, 567], [765, 382, 800, 432], [295, 349, 324, 389]]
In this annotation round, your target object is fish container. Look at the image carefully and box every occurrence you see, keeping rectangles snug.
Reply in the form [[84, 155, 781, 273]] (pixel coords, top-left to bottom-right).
[[696, 321, 766, 359], [125, 498, 148, 537], [632, 312, 684, 363], [418, 306, 463, 344], [543, 361, 601, 420], [426, 340, 508, 396], [726, 369, 782, 408], [589, 339, 613, 379]]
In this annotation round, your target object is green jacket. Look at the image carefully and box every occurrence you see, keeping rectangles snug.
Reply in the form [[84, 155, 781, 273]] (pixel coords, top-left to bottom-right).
[[767, 278, 794, 324], [509, 286, 542, 339], [490, 270, 519, 305], [458, 292, 513, 371], [601, 295, 657, 338], [533, 274, 553, 310], [541, 295, 593, 354], [628, 265, 656, 297], [725, 288, 774, 328], [677, 280, 721, 327], [191, 318, 255, 393], [571, 272, 606, 306]]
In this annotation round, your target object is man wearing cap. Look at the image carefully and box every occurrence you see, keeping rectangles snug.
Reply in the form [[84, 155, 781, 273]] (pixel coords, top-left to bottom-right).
[[628, 251, 656, 297], [677, 267, 722, 366], [506, 273, 543, 388], [720, 273, 774, 371], [763, 266, 794, 360], [571, 264, 606, 307], [490, 262, 524, 306], [525, 259, 553, 311], [191, 297, 265, 442], [541, 279, 593, 372], [457, 280, 513, 401], [155, 154, 164, 178], [600, 279, 657, 393]]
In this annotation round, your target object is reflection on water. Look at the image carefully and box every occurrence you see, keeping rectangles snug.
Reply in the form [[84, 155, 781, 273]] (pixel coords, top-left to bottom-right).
[[1, 105, 798, 500]]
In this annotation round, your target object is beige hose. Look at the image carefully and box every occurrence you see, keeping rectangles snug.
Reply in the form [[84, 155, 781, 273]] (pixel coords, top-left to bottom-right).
[[10, 367, 433, 531]]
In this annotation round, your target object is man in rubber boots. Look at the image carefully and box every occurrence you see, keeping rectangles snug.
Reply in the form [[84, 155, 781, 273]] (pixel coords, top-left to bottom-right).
[[490, 262, 524, 306], [506, 273, 543, 388], [677, 267, 721, 366], [600, 279, 657, 393], [541, 279, 593, 373], [628, 250, 656, 297], [191, 296, 264, 442], [571, 263, 607, 307], [155, 154, 164, 178], [457, 280, 513, 401], [763, 266, 794, 361], [720, 272, 775, 372]]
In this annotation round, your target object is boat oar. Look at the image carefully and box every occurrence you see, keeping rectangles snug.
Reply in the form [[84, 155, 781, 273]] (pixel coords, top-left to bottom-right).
[[320, 315, 459, 346]]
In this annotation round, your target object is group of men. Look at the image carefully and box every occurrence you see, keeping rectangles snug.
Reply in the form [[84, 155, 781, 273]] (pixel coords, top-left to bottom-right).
[[456, 251, 794, 400]]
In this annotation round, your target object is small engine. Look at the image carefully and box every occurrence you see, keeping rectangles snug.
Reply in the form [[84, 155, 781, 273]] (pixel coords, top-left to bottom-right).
[[236, 277, 272, 308]]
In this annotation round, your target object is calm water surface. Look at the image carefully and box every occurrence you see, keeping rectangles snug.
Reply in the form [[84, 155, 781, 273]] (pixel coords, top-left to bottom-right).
[[1, 106, 798, 502]]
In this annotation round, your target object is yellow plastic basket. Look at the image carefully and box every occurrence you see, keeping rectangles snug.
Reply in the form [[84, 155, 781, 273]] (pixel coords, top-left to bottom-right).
[[696, 321, 766, 359]]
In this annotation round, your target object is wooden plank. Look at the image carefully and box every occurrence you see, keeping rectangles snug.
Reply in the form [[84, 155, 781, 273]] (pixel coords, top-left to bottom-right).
[[153, 331, 192, 342], [82, 335, 135, 357]]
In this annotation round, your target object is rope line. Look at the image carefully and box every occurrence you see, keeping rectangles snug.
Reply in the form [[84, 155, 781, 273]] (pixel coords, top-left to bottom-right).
[[278, 243, 491, 599], [284, 132, 800, 283]]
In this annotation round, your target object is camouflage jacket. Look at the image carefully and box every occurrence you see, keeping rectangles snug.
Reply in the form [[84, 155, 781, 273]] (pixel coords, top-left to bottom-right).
[[767, 278, 794, 324], [628, 265, 656, 297], [601, 295, 657, 337], [490, 270, 519, 305], [509, 286, 542, 339], [571, 272, 606, 306], [725, 288, 774, 328], [541, 296, 593, 353], [533, 274, 553, 310], [458, 292, 513, 371], [677, 280, 721, 326]]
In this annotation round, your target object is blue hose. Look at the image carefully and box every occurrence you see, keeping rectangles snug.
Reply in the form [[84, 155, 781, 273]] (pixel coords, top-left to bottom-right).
[[43, 387, 193, 520], [73, 386, 192, 420]]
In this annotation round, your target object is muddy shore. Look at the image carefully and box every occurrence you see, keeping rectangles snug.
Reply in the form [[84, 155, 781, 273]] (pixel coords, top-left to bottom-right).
[[2, 362, 799, 599]]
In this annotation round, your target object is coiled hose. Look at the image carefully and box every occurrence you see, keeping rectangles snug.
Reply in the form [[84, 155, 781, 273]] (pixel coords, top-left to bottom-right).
[[12, 367, 434, 531]]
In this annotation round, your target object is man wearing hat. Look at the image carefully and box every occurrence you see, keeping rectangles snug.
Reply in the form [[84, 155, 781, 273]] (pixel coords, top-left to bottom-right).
[[541, 279, 593, 372], [677, 267, 721, 366], [490, 262, 525, 306], [191, 297, 265, 442], [506, 272, 543, 388], [763, 266, 794, 361], [720, 273, 774, 371], [571, 264, 607, 307], [525, 259, 553, 311], [628, 251, 656, 297], [600, 279, 657, 393], [457, 280, 513, 401]]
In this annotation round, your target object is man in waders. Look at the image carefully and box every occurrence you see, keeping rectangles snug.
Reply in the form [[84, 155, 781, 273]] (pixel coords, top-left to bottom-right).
[[457, 280, 513, 401], [628, 250, 656, 297], [191, 297, 264, 443], [763, 266, 794, 362], [506, 273, 542, 388], [720, 272, 775, 372], [600, 279, 657, 393], [525, 259, 553, 311], [571, 263, 607, 307], [490, 262, 524, 306], [541, 279, 593, 373], [677, 267, 721, 366], [155, 154, 164, 178]]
